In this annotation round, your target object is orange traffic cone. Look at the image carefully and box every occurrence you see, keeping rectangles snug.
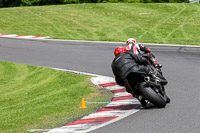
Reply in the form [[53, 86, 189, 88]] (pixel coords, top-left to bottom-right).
[[80, 98, 86, 108]]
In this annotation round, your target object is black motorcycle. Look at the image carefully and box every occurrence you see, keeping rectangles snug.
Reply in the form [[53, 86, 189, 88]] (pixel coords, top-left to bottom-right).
[[127, 64, 170, 108]]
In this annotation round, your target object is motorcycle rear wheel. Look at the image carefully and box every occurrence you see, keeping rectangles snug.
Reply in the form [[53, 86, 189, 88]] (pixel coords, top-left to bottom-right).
[[139, 82, 166, 108]]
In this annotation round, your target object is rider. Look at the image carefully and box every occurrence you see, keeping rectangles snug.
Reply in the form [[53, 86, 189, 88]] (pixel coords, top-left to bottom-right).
[[126, 38, 162, 69], [111, 46, 154, 106]]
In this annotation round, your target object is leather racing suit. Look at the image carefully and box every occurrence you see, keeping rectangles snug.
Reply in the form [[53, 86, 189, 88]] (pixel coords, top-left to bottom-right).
[[111, 51, 151, 94], [126, 43, 158, 66]]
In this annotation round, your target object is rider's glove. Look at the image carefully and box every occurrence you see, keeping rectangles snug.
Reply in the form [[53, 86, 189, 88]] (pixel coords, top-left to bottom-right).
[[142, 53, 151, 59]]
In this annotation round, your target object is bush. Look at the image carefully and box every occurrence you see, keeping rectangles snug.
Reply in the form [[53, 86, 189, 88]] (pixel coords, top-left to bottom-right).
[[0, 0, 80, 7], [21, 0, 41, 6], [0, 0, 21, 7], [121, 0, 141, 3], [108, 0, 119, 2], [140, 0, 152, 3], [0, 0, 190, 7]]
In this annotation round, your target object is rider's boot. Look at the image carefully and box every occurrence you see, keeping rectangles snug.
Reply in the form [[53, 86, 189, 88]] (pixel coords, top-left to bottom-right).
[[126, 87, 132, 94], [138, 95, 148, 107]]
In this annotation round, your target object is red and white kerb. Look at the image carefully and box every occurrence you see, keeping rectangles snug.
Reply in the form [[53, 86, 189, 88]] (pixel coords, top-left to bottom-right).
[[0, 33, 50, 39], [47, 76, 140, 133]]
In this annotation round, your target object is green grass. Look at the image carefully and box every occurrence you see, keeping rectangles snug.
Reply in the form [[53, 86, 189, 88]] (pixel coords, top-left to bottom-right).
[[0, 3, 200, 45], [0, 61, 112, 133]]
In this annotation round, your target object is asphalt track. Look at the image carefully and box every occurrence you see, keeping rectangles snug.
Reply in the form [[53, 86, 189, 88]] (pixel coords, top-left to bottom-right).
[[0, 37, 200, 133]]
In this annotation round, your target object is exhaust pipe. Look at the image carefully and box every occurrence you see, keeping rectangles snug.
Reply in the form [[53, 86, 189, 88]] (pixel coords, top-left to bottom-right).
[[144, 76, 150, 82]]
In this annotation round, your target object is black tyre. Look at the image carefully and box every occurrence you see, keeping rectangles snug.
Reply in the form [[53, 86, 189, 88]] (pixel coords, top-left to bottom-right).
[[166, 95, 170, 103], [159, 86, 170, 104], [139, 82, 166, 108]]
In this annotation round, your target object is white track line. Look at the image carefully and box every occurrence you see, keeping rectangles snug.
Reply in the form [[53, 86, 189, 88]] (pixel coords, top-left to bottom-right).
[[1, 34, 200, 47], [51, 68, 106, 77], [42, 39, 200, 48]]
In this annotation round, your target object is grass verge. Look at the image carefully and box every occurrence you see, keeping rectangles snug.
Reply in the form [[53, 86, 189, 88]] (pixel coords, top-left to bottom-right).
[[0, 61, 112, 133], [0, 3, 200, 45]]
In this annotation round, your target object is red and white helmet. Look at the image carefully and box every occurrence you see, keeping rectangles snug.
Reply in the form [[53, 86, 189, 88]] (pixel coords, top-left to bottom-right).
[[114, 46, 127, 56], [126, 38, 136, 45]]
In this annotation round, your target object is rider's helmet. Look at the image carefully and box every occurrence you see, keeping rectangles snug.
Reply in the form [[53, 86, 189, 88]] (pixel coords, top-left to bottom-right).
[[126, 38, 136, 45], [114, 46, 127, 56]]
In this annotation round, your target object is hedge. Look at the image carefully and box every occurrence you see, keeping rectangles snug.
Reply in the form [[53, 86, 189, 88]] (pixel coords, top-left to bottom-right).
[[0, 0, 188, 8]]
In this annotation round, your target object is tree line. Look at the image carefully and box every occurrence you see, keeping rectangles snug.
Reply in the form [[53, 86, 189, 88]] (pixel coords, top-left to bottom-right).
[[0, 0, 187, 7]]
